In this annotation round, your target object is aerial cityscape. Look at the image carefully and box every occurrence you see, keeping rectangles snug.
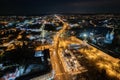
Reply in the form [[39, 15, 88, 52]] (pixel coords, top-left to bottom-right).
[[0, 0, 120, 80], [0, 14, 120, 80]]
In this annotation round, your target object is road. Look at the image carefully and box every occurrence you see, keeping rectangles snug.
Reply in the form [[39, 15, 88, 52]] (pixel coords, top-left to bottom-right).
[[35, 15, 69, 80], [51, 15, 69, 80]]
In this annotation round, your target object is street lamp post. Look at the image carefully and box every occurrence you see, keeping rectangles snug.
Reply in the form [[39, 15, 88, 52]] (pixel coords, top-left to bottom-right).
[[83, 33, 87, 41]]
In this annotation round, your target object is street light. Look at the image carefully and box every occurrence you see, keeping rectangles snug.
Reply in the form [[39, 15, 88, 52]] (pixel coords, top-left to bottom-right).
[[83, 33, 87, 40], [83, 33, 87, 37]]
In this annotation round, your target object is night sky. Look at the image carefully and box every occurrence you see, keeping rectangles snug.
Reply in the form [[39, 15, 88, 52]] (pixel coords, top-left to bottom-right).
[[0, 0, 120, 15]]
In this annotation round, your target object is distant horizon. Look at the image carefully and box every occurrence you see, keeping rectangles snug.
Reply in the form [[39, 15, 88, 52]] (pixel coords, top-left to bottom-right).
[[0, 12, 120, 16]]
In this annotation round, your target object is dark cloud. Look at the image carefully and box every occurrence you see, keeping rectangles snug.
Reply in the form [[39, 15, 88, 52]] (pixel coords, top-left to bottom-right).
[[0, 0, 120, 15]]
